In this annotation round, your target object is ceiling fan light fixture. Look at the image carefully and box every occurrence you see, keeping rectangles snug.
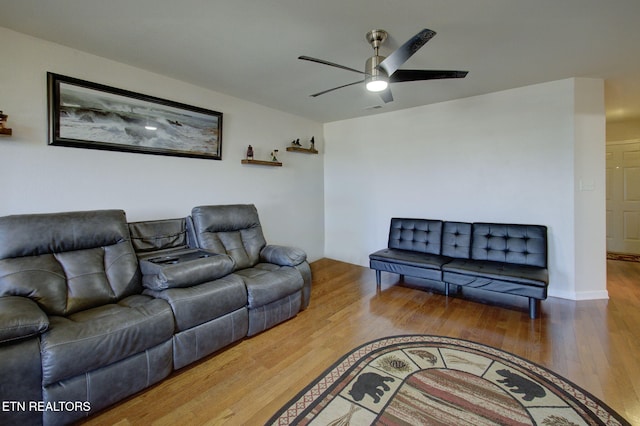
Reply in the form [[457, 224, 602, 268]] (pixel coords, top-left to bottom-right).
[[366, 77, 388, 92]]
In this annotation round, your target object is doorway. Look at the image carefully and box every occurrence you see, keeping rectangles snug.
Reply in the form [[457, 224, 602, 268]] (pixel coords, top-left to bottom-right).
[[606, 140, 640, 255]]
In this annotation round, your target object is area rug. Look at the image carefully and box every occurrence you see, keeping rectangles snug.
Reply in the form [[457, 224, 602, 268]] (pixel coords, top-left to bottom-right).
[[267, 335, 630, 426], [607, 252, 640, 263]]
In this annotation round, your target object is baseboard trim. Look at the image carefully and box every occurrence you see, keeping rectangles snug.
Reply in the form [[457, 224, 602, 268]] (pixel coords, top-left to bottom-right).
[[548, 289, 609, 301]]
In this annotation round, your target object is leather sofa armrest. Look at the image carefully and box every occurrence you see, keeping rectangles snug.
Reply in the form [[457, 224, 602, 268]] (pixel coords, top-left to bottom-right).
[[0, 296, 49, 343], [260, 245, 307, 267]]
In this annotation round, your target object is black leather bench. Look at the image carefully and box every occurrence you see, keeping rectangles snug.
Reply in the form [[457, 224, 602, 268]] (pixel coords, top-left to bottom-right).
[[369, 218, 548, 318]]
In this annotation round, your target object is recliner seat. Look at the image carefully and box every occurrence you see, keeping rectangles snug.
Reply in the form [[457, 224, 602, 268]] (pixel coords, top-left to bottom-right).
[[190, 204, 311, 336]]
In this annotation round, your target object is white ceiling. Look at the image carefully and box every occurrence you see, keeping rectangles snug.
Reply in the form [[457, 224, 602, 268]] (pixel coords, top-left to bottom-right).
[[1, 0, 640, 123]]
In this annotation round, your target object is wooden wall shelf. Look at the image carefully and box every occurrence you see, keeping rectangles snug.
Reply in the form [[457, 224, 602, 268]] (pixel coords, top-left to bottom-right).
[[286, 146, 318, 154], [241, 159, 282, 167], [0, 128, 12, 136]]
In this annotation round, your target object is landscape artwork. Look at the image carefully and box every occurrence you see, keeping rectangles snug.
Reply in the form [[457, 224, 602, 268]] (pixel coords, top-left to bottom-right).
[[47, 73, 223, 160]]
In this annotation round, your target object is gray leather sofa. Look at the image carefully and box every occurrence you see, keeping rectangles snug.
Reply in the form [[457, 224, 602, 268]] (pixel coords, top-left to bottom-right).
[[369, 218, 548, 318], [0, 205, 311, 425]]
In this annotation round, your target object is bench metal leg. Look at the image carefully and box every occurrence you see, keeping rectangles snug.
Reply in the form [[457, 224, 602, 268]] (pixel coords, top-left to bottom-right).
[[529, 298, 538, 319], [444, 282, 450, 296], [375, 270, 381, 290]]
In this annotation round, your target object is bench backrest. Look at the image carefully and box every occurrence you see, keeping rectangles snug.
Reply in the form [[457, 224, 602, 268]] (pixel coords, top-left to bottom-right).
[[387, 219, 547, 268], [388, 218, 443, 255], [441, 222, 472, 259], [471, 223, 547, 268]]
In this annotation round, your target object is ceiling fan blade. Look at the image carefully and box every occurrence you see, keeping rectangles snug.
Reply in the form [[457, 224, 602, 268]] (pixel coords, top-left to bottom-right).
[[310, 80, 364, 97], [390, 69, 468, 82], [379, 88, 393, 103], [378, 28, 436, 76], [298, 56, 365, 75]]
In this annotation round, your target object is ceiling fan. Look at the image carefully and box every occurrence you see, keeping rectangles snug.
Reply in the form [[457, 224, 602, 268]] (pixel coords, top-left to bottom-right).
[[299, 28, 468, 103]]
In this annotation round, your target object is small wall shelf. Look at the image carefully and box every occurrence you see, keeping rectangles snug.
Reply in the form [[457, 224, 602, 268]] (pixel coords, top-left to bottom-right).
[[241, 159, 282, 167], [286, 146, 318, 154], [0, 128, 12, 136]]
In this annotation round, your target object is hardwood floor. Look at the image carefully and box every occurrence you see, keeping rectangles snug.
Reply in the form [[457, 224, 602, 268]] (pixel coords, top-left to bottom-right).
[[82, 258, 640, 425]]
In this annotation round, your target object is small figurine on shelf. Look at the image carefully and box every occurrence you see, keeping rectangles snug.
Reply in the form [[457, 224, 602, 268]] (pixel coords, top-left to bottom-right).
[[310, 136, 315, 151], [0, 111, 11, 136], [271, 149, 279, 162], [246, 145, 254, 160], [291, 138, 301, 146]]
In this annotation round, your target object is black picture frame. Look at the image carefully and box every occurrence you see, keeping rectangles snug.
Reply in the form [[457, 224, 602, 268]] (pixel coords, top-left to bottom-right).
[[47, 72, 223, 160]]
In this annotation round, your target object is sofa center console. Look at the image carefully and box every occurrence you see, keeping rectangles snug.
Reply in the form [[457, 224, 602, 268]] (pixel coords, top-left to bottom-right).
[[145, 249, 215, 265]]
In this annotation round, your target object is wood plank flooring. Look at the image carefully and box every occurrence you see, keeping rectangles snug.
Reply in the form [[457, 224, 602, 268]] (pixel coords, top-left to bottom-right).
[[82, 258, 640, 425]]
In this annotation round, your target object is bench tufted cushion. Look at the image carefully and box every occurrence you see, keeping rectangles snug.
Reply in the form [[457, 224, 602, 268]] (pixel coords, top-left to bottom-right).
[[388, 218, 443, 255], [441, 222, 472, 259], [471, 223, 547, 268]]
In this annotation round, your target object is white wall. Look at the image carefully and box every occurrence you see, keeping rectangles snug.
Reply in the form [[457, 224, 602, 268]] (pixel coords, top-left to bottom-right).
[[324, 78, 607, 300], [573, 78, 607, 299], [0, 27, 608, 299], [0, 27, 325, 261]]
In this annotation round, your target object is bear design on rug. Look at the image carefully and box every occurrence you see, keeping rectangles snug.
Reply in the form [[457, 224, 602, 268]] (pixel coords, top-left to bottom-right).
[[496, 369, 546, 401], [348, 372, 395, 403]]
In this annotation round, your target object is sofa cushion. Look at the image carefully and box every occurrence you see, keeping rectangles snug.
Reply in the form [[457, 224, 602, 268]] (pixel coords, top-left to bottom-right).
[[442, 259, 548, 287], [144, 274, 248, 332], [139, 250, 236, 290], [191, 205, 267, 270], [388, 218, 443, 255], [234, 264, 303, 308], [0, 296, 49, 343], [369, 248, 450, 270], [441, 222, 472, 259], [0, 210, 140, 316], [0, 210, 130, 259], [471, 223, 547, 268], [40, 295, 174, 386]]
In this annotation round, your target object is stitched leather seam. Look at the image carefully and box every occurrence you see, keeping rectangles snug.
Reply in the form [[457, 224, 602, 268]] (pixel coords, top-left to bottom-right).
[[0, 269, 66, 280], [44, 312, 169, 350], [104, 250, 134, 273]]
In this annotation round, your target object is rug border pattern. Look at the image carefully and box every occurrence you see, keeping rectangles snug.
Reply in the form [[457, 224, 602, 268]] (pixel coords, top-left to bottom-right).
[[267, 335, 630, 426]]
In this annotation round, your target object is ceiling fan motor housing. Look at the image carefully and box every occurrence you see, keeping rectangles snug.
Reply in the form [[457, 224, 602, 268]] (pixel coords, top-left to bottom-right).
[[365, 55, 388, 84]]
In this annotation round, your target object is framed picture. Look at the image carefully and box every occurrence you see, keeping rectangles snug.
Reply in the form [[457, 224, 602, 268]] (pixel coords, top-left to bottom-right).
[[47, 72, 223, 160]]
